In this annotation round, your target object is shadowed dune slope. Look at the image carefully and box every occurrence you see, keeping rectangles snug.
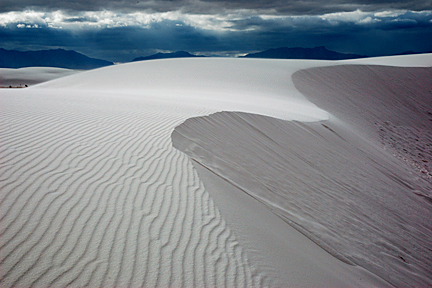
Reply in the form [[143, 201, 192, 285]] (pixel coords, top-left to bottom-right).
[[346, 53, 432, 67], [293, 65, 432, 191]]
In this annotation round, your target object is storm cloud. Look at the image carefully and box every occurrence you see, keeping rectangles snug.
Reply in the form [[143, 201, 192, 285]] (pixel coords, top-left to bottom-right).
[[0, 0, 431, 62], [1, 0, 432, 15]]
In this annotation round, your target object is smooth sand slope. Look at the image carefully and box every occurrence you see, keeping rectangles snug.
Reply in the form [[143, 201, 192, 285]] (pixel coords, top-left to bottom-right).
[[0, 55, 431, 287]]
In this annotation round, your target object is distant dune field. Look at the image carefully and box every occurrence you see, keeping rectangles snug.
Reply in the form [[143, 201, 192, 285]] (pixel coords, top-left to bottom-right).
[[0, 67, 79, 87], [1, 55, 431, 287]]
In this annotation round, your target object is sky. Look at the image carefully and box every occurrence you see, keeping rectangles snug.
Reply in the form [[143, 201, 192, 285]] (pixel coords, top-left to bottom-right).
[[1, 0, 432, 62]]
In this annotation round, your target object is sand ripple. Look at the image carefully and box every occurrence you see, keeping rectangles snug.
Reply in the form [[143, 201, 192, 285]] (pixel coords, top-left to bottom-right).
[[0, 91, 268, 287]]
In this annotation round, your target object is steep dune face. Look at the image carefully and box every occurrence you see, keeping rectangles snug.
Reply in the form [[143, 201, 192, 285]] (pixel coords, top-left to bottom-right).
[[293, 65, 432, 196], [292, 65, 432, 286], [173, 65, 432, 286]]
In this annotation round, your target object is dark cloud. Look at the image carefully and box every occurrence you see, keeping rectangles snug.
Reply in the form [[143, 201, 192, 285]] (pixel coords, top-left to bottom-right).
[[1, 0, 431, 15], [1, 1, 431, 62], [63, 16, 98, 23], [225, 10, 432, 33]]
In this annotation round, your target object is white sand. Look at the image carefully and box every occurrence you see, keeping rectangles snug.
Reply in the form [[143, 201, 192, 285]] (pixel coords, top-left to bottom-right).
[[1, 56, 430, 287]]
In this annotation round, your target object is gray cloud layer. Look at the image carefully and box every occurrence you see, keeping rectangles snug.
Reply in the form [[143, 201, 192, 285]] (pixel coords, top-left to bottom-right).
[[1, 0, 431, 62], [1, 0, 432, 14]]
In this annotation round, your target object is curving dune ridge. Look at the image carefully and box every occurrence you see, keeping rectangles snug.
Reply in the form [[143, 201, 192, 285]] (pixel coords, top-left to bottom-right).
[[172, 60, 432, 287], [1, 55, 431, 287], [0, 88, 270, 287]]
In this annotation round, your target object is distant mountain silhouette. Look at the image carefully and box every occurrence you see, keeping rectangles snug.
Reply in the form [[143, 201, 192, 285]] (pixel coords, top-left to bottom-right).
[[0, 48, 113, 69], [393, 50, 432, 56], [132, 51, 205, 62], [243, 46, 367, 60]]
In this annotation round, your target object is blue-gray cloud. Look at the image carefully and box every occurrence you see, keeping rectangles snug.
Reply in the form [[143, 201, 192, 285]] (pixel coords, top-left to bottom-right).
[[1, 9, 431, 62], [1, 0, 432, 15], [0, 1, 431, 62]]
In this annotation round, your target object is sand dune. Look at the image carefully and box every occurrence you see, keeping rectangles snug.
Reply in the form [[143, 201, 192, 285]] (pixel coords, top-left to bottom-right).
[[1, 56, 431, 287], [173, 62, 432, 286]]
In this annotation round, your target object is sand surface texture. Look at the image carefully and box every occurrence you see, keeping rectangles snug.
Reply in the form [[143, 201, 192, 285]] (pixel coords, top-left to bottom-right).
[[1, 55, 431, 287]]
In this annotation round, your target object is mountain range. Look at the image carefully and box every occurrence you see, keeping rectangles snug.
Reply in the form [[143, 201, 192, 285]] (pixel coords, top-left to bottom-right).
[[242, 46, 367, 60], [0, 48, 113, 69], [132, 47, 367, 61], [2, 47, 431, 69], [132, 51, 205, 62]]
